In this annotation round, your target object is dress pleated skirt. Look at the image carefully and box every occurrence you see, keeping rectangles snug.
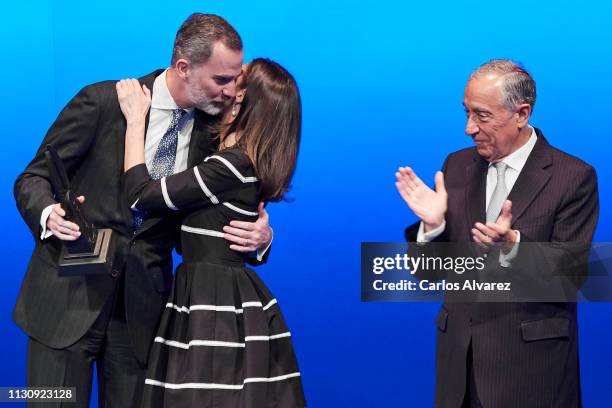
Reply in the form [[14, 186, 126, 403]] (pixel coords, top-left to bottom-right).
[[141, 261, 306, 408]]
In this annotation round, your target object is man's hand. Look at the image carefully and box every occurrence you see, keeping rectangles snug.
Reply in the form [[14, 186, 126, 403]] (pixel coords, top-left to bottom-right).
[[472, 200, 518, 252], [223, 202, 272, 253], [396, 167, 447, 231], [47, 196, 85, 241]]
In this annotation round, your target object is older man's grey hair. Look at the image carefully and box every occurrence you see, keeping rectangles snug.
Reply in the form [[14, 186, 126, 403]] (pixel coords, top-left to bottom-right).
[[470, 60, 536, 112]]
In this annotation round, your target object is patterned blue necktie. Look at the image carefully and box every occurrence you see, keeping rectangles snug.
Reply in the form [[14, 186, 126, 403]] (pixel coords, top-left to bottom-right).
[[133, 109, 188, 230]]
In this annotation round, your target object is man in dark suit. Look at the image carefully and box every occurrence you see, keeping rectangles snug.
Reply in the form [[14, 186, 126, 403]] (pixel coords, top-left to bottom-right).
[[397, 60, 598, 407], [14, 14, 272, 407]]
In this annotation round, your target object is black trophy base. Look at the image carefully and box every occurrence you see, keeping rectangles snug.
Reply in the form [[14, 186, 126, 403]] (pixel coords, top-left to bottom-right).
[[58, 228, 115, 276]]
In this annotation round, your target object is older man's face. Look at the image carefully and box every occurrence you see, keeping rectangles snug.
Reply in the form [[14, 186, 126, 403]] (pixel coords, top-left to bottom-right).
[[463, 74, 521, 162]]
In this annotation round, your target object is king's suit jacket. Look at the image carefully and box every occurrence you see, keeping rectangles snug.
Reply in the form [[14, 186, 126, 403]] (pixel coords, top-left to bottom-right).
[[14, 70, 227, 365], [407, 129, 598, 408]]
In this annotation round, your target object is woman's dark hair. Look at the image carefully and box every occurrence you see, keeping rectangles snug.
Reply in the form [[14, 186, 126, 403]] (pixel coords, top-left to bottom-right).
[[224, 58, 302, 202]]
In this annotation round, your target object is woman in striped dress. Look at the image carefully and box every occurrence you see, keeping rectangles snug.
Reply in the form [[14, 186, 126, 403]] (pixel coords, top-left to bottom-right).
[[116, 58, 306, 407]]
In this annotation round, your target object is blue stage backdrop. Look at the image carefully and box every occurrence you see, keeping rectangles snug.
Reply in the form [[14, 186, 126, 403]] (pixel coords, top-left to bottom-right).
[[2, 1, 611, 406]]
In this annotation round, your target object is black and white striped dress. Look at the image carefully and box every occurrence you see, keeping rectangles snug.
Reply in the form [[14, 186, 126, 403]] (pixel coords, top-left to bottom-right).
[[123, 148, 306, 408]]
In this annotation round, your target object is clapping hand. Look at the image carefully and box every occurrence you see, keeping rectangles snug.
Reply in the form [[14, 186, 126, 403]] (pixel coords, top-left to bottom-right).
[[396, 167, 447, 232], [472, 200, 518, 252]]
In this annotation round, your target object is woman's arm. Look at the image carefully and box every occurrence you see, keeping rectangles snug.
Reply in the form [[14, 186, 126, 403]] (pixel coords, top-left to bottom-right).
[[116, 79, 150, 172], [123, 150, 257, 213], [116, 80, 256, 213]]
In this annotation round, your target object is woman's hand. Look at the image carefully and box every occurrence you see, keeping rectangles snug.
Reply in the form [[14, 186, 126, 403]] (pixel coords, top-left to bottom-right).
[[116, 79, 151, 127], [118, 79, 149, 171]]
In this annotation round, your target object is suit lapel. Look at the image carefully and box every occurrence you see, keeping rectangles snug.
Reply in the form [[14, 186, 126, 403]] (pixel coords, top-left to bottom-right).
[[140, 70, 163, 132], [465, 154, 488, 231], [506, 129, 552, 223]]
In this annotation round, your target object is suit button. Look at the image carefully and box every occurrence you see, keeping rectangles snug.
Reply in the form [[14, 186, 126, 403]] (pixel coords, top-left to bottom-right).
[[111, 269, 120, 278]]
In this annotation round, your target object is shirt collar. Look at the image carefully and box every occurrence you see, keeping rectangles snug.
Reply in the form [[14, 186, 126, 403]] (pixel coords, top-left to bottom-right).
[[151, 69, 195, 115], [491, 126, 537, 172]]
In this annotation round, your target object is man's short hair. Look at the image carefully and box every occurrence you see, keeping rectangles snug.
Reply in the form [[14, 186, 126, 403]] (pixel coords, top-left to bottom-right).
[[171, 13, 242, 66], [470, 59, 536, 112]]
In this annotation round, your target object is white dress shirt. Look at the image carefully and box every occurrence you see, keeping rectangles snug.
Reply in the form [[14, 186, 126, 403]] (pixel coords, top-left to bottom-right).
[[145, 69, 194, 174]]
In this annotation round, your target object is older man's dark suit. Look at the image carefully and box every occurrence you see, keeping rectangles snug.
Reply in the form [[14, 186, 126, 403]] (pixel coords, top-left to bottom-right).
[[407, 129, 598, 408], [13, 70, 229, 403]]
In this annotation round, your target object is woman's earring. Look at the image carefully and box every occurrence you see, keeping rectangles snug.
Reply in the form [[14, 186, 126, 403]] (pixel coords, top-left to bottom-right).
[[231, 103, 237, 117]]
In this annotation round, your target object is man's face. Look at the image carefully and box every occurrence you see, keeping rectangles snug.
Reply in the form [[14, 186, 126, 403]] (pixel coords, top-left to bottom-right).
[[185, 42, 244, 115], [463, 74, 521, 162]]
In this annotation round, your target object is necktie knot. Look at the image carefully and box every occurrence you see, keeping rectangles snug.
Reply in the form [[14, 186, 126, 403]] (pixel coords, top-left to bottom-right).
[[171, 109, 188, 127], [495, 162, 507, 179]]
